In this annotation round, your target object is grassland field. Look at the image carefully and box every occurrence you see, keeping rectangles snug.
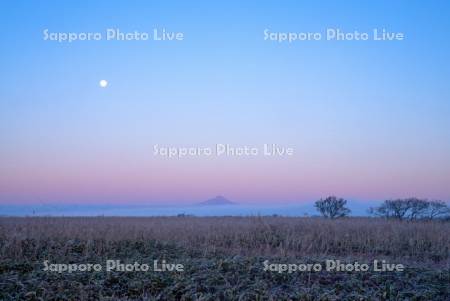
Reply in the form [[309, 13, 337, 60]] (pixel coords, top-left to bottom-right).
[[0, 216, 449, 300]]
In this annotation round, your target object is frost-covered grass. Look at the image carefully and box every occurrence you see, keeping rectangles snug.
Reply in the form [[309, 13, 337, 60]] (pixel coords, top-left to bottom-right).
[[0, 216, 449, 300]]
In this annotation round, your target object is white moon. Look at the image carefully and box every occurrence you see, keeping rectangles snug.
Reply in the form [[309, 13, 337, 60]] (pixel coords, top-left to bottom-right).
[[99, 79, 108, 88]]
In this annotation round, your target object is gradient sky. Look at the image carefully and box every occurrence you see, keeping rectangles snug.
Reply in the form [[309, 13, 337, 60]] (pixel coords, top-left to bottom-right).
[[1, 1, 450, 204]]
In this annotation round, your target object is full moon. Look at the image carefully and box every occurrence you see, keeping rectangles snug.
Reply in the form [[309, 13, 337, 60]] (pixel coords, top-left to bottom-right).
[[99, 79, 108, 88]]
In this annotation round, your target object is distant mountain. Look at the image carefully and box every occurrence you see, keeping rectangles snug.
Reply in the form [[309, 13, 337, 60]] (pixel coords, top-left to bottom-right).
[[197, 196, 236, 206]]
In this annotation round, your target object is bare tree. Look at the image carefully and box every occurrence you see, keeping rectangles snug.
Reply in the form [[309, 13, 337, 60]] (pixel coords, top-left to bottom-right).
[[369, 198, 450, 220], [369, 199, 410, 220], [407, 198, 429, 220], [427, 200, 450, 219], [315, 196, 351, 219]]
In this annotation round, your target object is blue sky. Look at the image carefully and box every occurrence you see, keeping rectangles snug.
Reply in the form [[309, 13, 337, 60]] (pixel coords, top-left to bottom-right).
[[0, 1, 449, 204]]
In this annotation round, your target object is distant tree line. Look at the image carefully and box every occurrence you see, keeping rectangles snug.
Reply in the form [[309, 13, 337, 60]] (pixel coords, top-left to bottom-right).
[[369, 198, 450, 220], [315, 196, 449, 220]]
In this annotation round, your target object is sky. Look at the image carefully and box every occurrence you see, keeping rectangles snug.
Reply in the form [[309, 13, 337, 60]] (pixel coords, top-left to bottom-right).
[[0, 1, 449, 205]]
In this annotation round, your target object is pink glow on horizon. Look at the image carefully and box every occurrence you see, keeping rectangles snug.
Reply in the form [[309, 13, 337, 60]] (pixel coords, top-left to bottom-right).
[[1, 152, 449, 204]]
